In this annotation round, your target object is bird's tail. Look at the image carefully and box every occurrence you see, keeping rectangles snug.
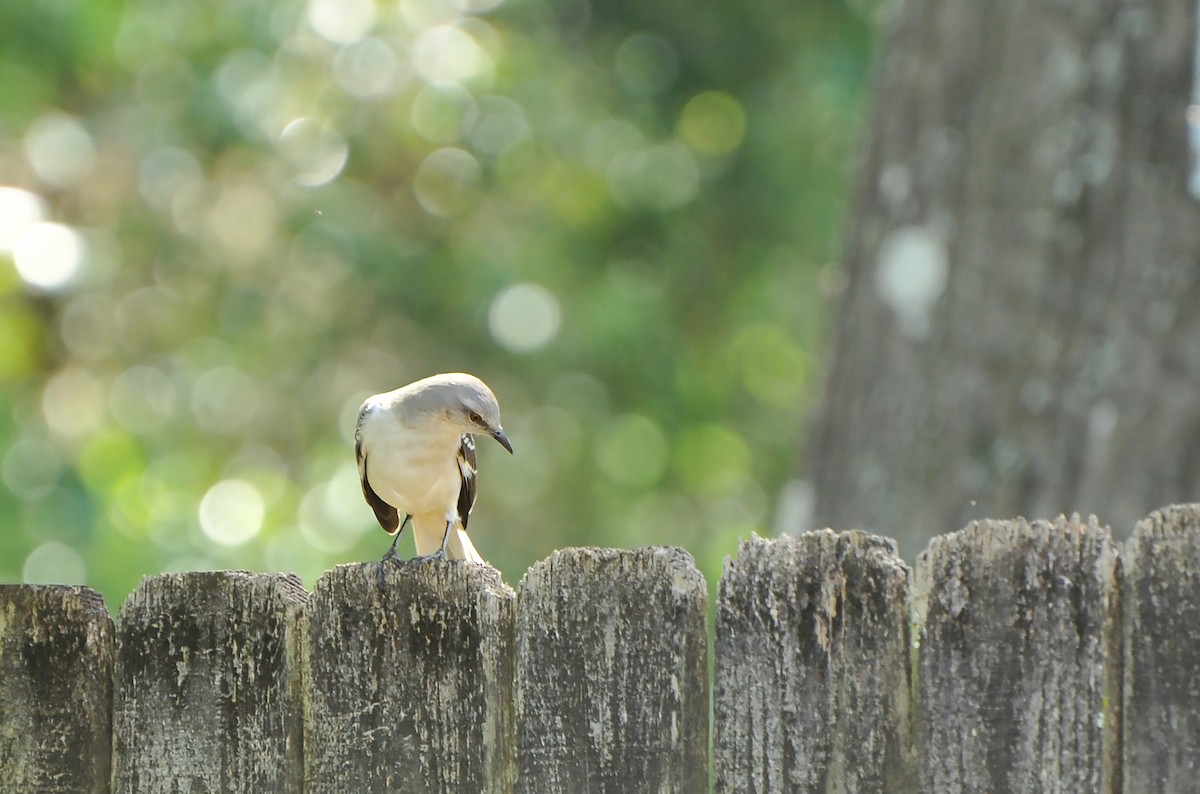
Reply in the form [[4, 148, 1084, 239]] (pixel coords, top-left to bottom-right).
[[412, 513, 487, 564]]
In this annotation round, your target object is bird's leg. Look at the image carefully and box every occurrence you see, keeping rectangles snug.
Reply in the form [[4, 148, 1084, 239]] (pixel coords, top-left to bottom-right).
[[413, 520, 453, 564], [436, 519, 453, 559], [380, 515, 412, 564], [377, 516, 411, 588]]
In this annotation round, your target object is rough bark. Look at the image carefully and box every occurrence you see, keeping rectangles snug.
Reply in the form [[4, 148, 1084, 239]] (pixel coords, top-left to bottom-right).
[[713, 530, 912, 793], [0, 585, 113, 794], [806, 0, 1200, 552], [111, 571, 307, 793], [913, 515, 1121, 792], [303, 561, 516, 794], [1122, 503, 1200, 793], [514, 546, 708, 793]]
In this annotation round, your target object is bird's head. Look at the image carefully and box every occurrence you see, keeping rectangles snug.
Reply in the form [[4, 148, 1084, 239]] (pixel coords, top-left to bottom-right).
[[422, 373, 513, 453]]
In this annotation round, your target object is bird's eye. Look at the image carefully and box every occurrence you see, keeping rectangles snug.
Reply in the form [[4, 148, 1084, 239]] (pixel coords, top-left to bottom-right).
[[468, 410, 482, 424]]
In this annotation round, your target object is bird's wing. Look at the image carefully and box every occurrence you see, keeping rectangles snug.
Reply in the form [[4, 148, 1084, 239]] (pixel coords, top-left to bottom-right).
[[356, 409, 400, 533], [456, 433, 478, 529]]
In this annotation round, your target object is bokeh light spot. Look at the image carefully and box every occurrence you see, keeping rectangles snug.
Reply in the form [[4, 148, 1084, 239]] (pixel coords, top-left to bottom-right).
[[23, 541, 87, 585], [679, 91, 747, 155], [0, 187, 47, 252], [2, 436, 62, 499], [488, 283, 562, 353], [675, 424, 751, 494], [13, 222, 84, 290], [299, 465, 368, 552], [110, 365, 178, 433], [469, 95, 531, 158], [333, 37, 405, 98], [613, 32, 678, 98], [410, 84, 478, 144], [24, 113, 96, 190], [413, 147, 483, 216], [207, 183, 278, 259], [412, 25, 493, 86], [279, 117, 349, 187], [452, 0, 507, 13], [596, 414, 669, 486], [307, 0, 376, 44], [42, 366, 107, 438], [729, 324, 808, 409], [876, 225, 949, 339], [199, 478, 265, 546]]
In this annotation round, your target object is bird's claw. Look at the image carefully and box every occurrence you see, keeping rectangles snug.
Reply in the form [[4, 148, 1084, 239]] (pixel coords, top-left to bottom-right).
[[409, 549, 447, 566]]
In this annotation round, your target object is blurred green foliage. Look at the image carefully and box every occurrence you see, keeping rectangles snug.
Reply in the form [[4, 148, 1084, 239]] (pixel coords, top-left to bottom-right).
[[0, 0, 878, 605]]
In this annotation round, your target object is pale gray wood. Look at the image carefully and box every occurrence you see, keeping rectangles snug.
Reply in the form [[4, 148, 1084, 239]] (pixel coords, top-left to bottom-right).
[[1123, 503, 1200, 793], [913, 515, 1121, 792], [515, 546, 708, 793], [112, 571, 307, 793], [303, 561, 516, 794], [713, 530, 912, 793], [807, 0, 1200, 555], [0, 585, 113, 794]]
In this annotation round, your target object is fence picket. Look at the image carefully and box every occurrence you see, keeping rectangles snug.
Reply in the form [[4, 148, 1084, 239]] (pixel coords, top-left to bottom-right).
[[0, 584, 113, 794], [1123, 504, 1200, 793], [912, 515, 1121, 792], [515, 546, 709, 793], [111, 571, 307, 793], [303, 561, 516, 794], [713, 530, 912, 793]]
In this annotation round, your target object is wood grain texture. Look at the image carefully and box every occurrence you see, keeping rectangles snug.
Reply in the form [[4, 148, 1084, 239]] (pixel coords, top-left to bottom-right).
[[713, 530, 912, 793], [0, 585, 113, 794], [303, 561, 516, 794], [913, 515, 1120, 792], [515, 546, 708, 793], [112, 570, 307, 793], [1123, 503, 1200, 793]]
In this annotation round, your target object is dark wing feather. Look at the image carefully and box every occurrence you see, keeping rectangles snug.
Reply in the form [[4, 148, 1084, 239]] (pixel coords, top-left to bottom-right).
[[456, 434, 478, 529], [356, 423, 400, 533]]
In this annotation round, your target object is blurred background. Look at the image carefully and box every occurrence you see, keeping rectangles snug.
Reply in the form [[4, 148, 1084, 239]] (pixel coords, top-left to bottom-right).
[[0, 0, 880, 604]]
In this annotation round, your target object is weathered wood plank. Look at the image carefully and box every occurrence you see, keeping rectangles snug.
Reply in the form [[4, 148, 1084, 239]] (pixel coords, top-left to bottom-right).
[[112, 571, 307, 793], [515, 546, 708, 793], [913, 515, 1120, 792], [0, 585, 113, 794], [1123, 503, 1200, 793], [304, 561, 516, 794], [713, 530, 912, 793]]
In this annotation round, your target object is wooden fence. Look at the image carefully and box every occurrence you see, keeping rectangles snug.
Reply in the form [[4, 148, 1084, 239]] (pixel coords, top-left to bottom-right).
[[2, 505, 1199, 793]]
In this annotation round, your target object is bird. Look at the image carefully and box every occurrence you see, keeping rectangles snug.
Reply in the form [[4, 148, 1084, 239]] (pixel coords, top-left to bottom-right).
[[354, 372, 512, 565]]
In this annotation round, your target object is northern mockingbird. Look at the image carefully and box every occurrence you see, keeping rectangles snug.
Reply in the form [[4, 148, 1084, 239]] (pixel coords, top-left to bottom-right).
[[355, 373, 512, 564]]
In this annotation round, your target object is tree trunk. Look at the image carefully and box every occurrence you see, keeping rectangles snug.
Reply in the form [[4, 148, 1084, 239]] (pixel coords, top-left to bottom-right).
[[806, 0, 1200, 550]]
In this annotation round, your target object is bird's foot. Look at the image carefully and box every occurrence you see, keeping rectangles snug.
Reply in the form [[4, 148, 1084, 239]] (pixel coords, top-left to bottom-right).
[[409, 549, 447, 566], [377, 547, 407, 588]]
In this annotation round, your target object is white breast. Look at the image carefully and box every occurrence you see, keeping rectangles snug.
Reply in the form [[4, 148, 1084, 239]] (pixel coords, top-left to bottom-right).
[[359, 408, 462, 517]]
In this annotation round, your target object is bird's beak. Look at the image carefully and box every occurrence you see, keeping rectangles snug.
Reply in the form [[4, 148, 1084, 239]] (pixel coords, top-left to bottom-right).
[[491, 427, 513, 454]]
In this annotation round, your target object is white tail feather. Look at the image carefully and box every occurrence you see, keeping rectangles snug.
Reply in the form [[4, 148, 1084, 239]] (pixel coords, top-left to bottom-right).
[[411, 513, 487, 564]]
